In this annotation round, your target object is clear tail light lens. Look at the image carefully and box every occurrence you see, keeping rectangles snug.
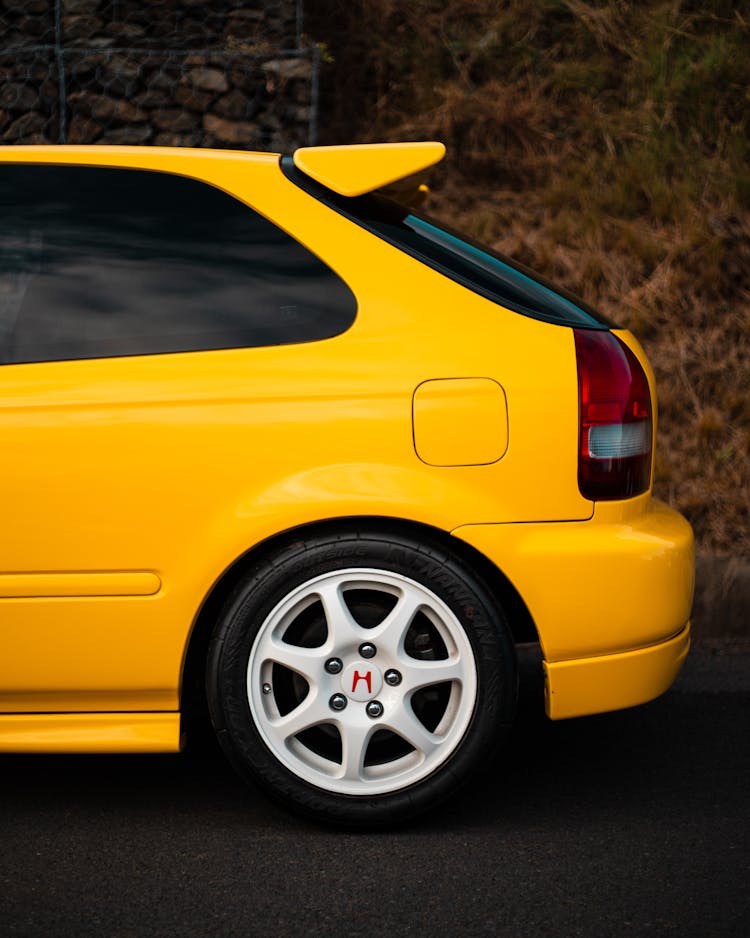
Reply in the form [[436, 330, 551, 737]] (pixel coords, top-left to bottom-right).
[[574, 329, 653, 500]]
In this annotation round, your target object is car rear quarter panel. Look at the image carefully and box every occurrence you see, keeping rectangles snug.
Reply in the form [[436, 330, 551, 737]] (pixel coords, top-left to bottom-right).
[[0, 147, 589, 712]]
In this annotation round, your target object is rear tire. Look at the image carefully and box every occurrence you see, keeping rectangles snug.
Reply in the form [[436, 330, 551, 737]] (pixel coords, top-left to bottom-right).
[[206, 528, 516, 827]]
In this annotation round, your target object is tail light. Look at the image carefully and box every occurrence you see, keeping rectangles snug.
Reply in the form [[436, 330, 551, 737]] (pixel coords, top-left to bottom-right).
[[574, 329, 653, 500]]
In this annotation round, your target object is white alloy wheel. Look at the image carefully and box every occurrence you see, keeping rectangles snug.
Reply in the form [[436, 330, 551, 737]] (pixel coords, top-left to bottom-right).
[[247, 569, 478, 796], [207, 529, 516, 826]]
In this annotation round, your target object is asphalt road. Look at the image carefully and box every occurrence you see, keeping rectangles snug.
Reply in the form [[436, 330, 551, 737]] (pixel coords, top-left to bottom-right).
[[1, 642, 748, 938]]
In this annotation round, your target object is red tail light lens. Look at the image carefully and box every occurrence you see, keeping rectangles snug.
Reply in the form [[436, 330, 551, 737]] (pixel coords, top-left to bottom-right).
[[574, 329, 653, 500]]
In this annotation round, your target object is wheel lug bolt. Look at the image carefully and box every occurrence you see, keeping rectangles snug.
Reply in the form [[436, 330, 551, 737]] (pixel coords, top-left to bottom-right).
[[329, 693, 347, 712], [384, 669, 402, 686], [359, 642, 377, 659], [365, 700, 384, 719], [324, 657, 343, 674]]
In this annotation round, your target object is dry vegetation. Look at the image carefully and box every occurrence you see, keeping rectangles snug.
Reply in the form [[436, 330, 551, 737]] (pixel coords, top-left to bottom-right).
[[307, 0, 750, 556]]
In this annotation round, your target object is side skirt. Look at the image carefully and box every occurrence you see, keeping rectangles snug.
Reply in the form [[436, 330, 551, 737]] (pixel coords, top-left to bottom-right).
[[0, 712, 182, 752]]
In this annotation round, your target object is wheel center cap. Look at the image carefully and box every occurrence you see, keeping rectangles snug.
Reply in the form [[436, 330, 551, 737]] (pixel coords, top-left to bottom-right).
[[341, 660, 383, 702]]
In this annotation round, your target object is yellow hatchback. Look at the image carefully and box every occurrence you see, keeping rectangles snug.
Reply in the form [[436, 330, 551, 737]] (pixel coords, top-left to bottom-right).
[[0, 142, 693, 826]]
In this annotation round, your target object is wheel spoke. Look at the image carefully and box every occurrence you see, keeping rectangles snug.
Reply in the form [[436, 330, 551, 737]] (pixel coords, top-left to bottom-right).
[[263, 638, 321, 683], [269, 691, 328, 741], [339, 720, 374, 782], [384, 704, 440, 758], [400, 656, 465, 691], [369, 589, 423, 656], [316, 579, 361, 648]]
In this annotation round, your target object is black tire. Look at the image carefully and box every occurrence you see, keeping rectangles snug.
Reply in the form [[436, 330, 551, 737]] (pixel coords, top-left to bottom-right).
[[206, 527, 516, 827]]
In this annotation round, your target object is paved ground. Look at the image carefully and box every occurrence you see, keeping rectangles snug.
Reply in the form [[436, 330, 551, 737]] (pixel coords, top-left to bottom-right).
[[0, 641, 748, 937]]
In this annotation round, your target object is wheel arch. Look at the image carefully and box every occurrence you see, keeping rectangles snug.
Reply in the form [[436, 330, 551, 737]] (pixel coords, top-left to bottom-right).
[[180, 515, 539, 740]]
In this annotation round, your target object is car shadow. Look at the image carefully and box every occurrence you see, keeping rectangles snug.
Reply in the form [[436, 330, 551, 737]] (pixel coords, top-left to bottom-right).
[[0, 684, 746, 836]]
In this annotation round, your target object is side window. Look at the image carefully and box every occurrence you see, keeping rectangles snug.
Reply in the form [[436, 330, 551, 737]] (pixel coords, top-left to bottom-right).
[[0, 164, 356, 364]]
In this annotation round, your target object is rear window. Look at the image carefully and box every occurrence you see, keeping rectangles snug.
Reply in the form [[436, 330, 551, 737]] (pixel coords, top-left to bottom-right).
[[282, 158, 612, 331], [0, 164, 357, 365]]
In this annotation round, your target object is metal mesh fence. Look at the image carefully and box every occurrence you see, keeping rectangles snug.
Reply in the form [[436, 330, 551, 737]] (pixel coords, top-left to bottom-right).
[[0, 0, 318, 150]]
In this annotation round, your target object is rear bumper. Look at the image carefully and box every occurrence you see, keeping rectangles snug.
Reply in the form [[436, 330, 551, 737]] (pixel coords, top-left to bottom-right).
[[452, 496, 694, 719], [544, 622, 690, 719]]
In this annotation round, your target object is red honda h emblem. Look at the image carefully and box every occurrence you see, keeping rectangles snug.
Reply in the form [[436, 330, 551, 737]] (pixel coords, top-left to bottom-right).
[[351, 670, 372, 694]]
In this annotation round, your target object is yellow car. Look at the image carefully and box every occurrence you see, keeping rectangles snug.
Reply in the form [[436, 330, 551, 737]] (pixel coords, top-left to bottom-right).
[[0, 142, 693, 826]]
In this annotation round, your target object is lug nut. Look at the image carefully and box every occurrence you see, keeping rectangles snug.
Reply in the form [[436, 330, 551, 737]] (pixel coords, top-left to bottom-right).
[[325, 657, 343, 674], [384, 669, 402, 686], [359, 642, 377, 659], [329, 693, 348, 712], [365, 700, 384, 719]]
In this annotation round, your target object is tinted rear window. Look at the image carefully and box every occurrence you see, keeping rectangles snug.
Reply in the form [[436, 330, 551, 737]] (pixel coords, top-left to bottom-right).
[[283, 158, 612, 331], [0, 164, 357, 364]]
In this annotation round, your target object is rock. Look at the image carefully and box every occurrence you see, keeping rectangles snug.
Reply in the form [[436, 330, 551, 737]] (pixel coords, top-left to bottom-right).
[[68, 92, 147, 123], [286, 105, 312, 124], [30, 62, 56, 82], [38, 80, 59, 110], [67, 53, 108, 77], [102, 55, 142, 81], [0, 83, 38, 113], [83, 37, 114, 49], [293, 81, 312, 104], [105, 22, 147, 40], [153, 132, 204, 148], [17, 0, 49, 13], [0, 31, 24, 47], [98, 58, 143, 98], [179, 17, 207, 42], [66, 114, 102, 144], [213, 89, 258, 121], [202, 113, 260, 147], [63, 0, 100, 13], [143, 69, 178, 92], [152, 108, 198, 133], [227, 8, 264, 21], [263, 57, 313, 81], [103, 76, 143, 99], [133, 89, 169, 108], [229, 66, 267, 95], [62, 15, 103, 42], [188, 67, 229, 94], [174, 85, 214, 112], [261, 114, 282, 132], [98, 124, 153, 145], [12, 15, 51, 41], [6, 111, 47, 139]]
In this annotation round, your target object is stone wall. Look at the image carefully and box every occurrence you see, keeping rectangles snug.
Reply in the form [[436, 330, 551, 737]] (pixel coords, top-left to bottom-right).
[[0, 0, 317, 151]]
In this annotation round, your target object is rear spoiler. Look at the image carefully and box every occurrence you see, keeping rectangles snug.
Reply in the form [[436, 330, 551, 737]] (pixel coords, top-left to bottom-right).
[[292, 142, 445, 207]]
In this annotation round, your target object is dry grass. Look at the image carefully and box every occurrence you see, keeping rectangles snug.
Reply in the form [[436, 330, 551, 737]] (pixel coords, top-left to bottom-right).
[[308, 0, 750, 556]]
